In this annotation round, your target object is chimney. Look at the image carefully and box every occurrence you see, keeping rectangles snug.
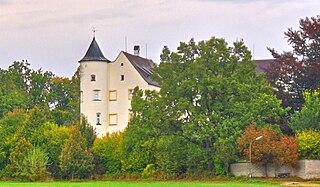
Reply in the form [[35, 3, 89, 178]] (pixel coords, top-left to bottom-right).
[[134, 45, 140, 56]]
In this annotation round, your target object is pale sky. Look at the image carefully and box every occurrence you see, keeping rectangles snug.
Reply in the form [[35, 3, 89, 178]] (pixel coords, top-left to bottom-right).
[[0, 0, 319, 77]]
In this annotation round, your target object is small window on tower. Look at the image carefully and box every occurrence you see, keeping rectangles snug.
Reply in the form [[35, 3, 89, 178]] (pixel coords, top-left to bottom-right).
[[120, 75, 124, 81], [93, 90, 101, 101], [121, 63, 124, 66], [96, 113, 101, 125], [80, 91, 83, 103], [91, 74, 96, 81]]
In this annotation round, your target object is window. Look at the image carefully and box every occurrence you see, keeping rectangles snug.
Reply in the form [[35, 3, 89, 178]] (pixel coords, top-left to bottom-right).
[[109, 90, 117, 101], [109, 113, 118, 126], [96, 113, 101, 125], [80, 91, 83, 103], [91, 74, 96, 81], [120, 75, 124, 81], [93, 90, 101, 101], [128, 89, 134, 100], [121, 63, 124, 66]]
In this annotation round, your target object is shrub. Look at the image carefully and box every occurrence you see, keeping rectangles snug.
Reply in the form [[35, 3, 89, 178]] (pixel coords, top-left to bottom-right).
[[296, 130, 320, 159], [20, 147, 49, 181]]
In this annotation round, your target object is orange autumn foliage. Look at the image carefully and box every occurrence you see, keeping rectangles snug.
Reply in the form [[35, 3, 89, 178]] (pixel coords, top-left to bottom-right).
[[237, 123, 298, 167]]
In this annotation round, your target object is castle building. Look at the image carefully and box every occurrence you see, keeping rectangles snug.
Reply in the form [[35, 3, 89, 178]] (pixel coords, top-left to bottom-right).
[[79, 37, 160, 137]]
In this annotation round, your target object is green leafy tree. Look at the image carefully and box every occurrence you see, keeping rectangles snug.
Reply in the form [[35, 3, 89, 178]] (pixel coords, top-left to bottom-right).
[[0, 62, 29, 118], [59, 127, 94, 179], [266, 15, 320, 112], [152, 37, 286, 173], [155, 135, 187, 177], [290, 91, 320, 131], [93, 132, 124, 174], [20, 146, 49, 181], [38, 122, 72, 177], [48, 67, 80, 125], [6, 138, 32, 180], [296, 130, 320, 159], [0, 109, 27, 169]]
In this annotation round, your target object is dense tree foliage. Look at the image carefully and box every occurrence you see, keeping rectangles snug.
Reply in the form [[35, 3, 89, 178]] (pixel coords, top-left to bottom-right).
[[20, 146, 49, 181], [0, 61, 82, 180], [296, 130, 320, 159], [0, 61, 80, 125], [266, 16, 320, 112], [123, 37, 286, 177], [237, 123, 298, 176], [93, 132, 124, 174], [59, 124, 94, 179], [290, 91, 320, 131]]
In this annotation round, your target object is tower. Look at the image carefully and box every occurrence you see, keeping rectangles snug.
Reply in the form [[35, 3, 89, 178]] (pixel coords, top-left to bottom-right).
[[79, 37, 110, 137]]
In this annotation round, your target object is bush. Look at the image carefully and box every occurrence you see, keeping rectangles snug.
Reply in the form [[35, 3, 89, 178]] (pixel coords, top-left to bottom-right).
[[20, 147, 49, 181], [296, 130, 320, 159], [93, 132, 124, 174], [155, 135, 187, 177], [59, 128, 94, 179], [290, 91, 320, 131]]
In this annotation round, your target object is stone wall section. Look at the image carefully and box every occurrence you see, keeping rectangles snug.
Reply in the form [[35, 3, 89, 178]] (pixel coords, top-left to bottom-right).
[[230, 160, 320, 179]]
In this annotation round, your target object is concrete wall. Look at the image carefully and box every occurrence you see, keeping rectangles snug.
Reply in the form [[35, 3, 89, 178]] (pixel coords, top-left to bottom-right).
[[230, 160, 320, 179]]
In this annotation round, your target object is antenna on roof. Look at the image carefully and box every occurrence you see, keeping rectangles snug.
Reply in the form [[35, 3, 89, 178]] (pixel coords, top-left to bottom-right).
[[146, 43, 148, 58], [253, 44, 255, 60], [125, 36, 128, 52], [92, 27, 97, 38]]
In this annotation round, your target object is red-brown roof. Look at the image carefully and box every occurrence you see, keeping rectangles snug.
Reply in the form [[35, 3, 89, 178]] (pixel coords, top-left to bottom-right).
[[254, 59, 275, 74]]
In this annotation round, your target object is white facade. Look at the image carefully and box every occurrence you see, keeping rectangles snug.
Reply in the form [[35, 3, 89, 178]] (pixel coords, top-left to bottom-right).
[[79, 37, 160, 137]]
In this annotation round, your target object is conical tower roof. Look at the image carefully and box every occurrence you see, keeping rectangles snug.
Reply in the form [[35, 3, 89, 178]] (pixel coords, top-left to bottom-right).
[[79, 37, 110, 62]]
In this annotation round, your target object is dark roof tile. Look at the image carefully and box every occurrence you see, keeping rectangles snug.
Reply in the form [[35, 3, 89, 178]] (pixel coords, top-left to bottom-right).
[[123, 52, 160, 87], [79, 37, 110, 62]]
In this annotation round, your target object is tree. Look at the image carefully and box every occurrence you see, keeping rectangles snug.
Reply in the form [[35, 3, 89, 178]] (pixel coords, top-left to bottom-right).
[[38, 122, 72, 177], [290, 91, 320, 131], [237, 123, 298, 177], [296, 130, 320, 159], [274, 136, 299, 169], [0, 109, 27, 169], [6, 138, 32, 180], [153, 37, 286, 173], [20, 146, 49, 181], [266, 15, 320, 112], [93, 132, 124, 174], [59, 127, 94, 179]]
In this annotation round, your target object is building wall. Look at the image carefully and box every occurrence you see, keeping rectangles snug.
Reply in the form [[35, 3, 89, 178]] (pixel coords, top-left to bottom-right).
[[80, 51, 160, 137], [108, 52, 151, 133], [80, 61, 109, 137]]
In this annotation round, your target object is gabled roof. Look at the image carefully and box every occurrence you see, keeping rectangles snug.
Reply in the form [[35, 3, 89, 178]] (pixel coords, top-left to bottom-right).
[[122, 52, 160, 87], [79, 37, 110, 62], [254, 59, 274, 74]]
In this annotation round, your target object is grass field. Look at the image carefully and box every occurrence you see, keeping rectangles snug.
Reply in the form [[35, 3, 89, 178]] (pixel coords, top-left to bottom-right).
[[0, 181, 285, 187]]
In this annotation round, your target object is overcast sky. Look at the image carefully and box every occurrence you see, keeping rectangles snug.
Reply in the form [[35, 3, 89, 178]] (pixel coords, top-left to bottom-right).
[[0, 0, 319, 77]]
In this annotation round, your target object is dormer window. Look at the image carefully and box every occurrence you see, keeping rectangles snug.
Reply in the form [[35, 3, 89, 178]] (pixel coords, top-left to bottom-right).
[[91, 74, 96, 81]]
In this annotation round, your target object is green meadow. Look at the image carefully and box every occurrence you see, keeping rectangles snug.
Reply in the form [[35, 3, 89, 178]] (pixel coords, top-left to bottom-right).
[[0, 181, 285, 187]]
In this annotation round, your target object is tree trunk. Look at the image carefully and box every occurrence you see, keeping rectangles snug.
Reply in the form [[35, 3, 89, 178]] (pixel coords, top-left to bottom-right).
[[264, 163, 268, 177], [205, 138, 213, 171]]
